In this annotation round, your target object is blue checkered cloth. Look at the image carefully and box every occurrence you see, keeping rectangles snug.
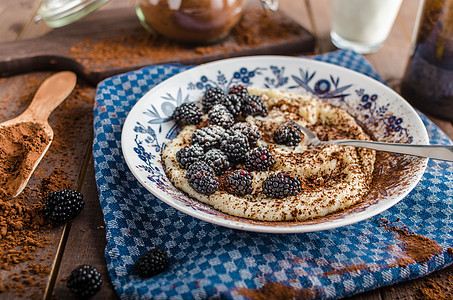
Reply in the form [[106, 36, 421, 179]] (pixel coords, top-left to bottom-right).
[[93, 50, 453, 299]]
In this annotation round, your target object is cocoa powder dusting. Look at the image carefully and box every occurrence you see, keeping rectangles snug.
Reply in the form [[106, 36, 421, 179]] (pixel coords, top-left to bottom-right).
[[0, 122, 51, 199], [0, 75, 94, 298], [69, 8, 305, 70], [236, 282, 316, 300]]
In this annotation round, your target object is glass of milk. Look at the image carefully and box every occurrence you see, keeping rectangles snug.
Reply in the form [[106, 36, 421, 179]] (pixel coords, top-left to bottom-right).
[[330, 0, 403, 54]]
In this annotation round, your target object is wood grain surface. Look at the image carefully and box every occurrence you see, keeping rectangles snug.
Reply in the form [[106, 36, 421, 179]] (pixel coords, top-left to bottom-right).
[[1, 0, 452, 299]]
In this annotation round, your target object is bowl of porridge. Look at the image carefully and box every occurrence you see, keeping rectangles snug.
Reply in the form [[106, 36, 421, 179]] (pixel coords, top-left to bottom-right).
[[121, 56, 428, 233]]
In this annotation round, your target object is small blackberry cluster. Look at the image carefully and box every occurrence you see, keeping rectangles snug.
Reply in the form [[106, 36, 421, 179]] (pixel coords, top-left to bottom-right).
[[262, 171, 301, 198], [220, 133, 250, 163], [171, 102, 202, 126], [223, 169, 253, 196], [273, 120, 303, 146], [208, 104, 234, 128], [43, 189, 84, 223], [191, 125, 228, 150], [67, 265, 102, 298], [245, 146, 275, 171], [176, 145, 204, 169], [186, 161, 219, 195], [134, 247, 169, 278], [170, 86, 306, 199], [202, 149, 231, 175]]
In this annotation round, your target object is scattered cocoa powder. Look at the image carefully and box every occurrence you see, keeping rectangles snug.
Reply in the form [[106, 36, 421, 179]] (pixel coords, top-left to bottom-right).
[[236, 282, 317, 300], [0, 122, 51, 199], [0, 74, 94, 298], [69, 8, 307, 70]]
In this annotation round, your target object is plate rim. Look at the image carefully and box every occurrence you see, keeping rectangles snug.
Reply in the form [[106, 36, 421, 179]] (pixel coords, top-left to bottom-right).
[[121, 55, 429, 233]]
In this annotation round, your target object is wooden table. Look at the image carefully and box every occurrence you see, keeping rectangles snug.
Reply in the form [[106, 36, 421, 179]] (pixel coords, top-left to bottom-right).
[[1, 0, 452, 299]]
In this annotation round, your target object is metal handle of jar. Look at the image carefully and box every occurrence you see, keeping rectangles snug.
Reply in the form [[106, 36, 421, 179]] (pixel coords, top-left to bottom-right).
[[260, 0, 279, 11]]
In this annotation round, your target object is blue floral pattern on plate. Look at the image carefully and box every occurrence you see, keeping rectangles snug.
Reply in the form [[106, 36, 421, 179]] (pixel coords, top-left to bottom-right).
[[122, 56, 428, 233]]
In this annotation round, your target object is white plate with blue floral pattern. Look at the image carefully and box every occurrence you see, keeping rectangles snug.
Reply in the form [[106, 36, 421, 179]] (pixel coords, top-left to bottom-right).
[[121, 56, 428, 233]]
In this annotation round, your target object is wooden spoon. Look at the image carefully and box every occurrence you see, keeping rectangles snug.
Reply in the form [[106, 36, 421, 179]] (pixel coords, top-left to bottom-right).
[[0, 71, 77, 199]]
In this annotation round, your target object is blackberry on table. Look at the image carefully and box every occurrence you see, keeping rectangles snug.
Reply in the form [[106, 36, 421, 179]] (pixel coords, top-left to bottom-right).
[[176, 145, 204, 169], [242, 95, 268, 118], [245, 146, 275, 171], [43, 189, 84, 223], [171, 102, 202, 126], [273, 120, 303, 146], [229, 122, 261, 145], [202, 87, 226, 113], [186, 161, 219, 195], [220, 133, 250, 163], [202, 149, 231, 175], [262, 171, 301, 198], [67, 265, 102, 298], [135, 248, 169, 278], [220, 94, 242, 118], [208, 104, 235, 128], [228, 84, 249, 100], [191, 125, 228, 150], [223, 169, 253, 196]]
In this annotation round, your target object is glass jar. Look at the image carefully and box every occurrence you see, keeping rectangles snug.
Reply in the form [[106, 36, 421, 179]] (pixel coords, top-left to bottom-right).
[[36, 0, 111, 28], [400, 0, 453, 121], [135, 0, 247, 44]]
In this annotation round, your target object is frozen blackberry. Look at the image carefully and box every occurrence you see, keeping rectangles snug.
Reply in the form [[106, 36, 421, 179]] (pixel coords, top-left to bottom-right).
[[229, 122, 261, 145], [172, 102, 202, 126], [202, 87, 226, 113], [186, 161, 219, 195], [176, 145, 204, 169], [202, 149, 231, 175], [262, 171, 301, 198], [135, 248, 169, 278], [245, 146, 275, 171], [208, 104, 235, 128], [220, 94, 242, 118], [67, 265, 102, 298], [242, 95, 268, 118], [223, 169, 253, 196], [191, 125, 228, 150], [273, 120, 303, 146], [228, 84, 249, 100], [220, 133, 250, 163], [43, 189, 84, 223]]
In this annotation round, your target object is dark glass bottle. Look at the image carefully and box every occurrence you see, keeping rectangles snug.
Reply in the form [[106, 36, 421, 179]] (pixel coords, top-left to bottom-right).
[[401, 0, 453, 121]]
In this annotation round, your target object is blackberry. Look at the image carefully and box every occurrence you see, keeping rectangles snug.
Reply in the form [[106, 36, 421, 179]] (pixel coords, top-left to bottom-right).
[[228, 84, 249, 100], [67, 265, 102, 298], [229, 122, 261, 145], [262, 171, 301, 198], [172, 102, 202, 126], [220, 133, 250, 163], [134, 248, 169, 278], [202, 87, 226, 113], [186, 161, 219, 195], [191, 125, 228, 150], [202, 149, 231, 175], [220, 94, 242, 118], [273, 120, 303, 146], [242, 95, 268, 118], [245, 147, 275, 171], [208, 104, 235, 128], [43, 189, 84, 223], [176, 145, 204, 169], [223, 169, 253, 196]]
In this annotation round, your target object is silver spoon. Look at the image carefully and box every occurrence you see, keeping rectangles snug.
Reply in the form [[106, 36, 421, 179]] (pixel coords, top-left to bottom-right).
[[298, 125, 453, 162]]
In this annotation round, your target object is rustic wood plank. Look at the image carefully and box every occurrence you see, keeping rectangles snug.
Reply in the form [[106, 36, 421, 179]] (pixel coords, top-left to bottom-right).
[[0, 0, 39, 42], [50, 155, 119, 300]]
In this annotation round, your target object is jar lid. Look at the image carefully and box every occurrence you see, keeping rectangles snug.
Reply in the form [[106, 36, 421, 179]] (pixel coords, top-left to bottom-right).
[[36, 0, 111, 28]]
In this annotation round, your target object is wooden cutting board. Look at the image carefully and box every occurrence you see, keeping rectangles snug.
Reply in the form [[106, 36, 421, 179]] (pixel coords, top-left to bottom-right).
[[0, 3, 315, 86]]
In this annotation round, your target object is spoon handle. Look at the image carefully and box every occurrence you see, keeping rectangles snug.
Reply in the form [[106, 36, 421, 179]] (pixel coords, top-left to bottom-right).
[[330, 140, 453, 162], [6, 71, 77, 125]]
